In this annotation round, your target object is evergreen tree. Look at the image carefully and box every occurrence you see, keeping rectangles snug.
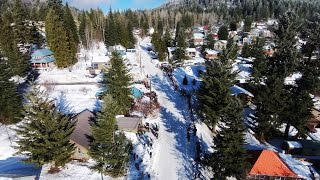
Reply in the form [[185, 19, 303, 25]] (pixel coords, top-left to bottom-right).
[[46, 1, 77, 68], [104, 52, 132, 114], [196, 51, 236, 129], [105, 10, 117, 46], [163, 28, 172, 47], [182, 74, 188, 85], [211, 98, 249, 179], [89, 94, 131, 177], [299, 13, 320, 92], [64, 3, 79, 45], [151, 32, 167, 61], [253, 79, 286, 141], [218, 25, 228, 40], [127, 21, 135, 48], [29, 22, 44, 48], [0, 53, 22, 124], [174, 26, 187, 63], [0, 12, 28, 76], [252, 11, 306, 140], [244, 16, 252, 32], [269, 11, 299, 79], [229, 21, 237, 31], [241, 42, 250, 58], [15, 85, 75, 169], [79, 11, 87, 48], [280, 87, 313, 139], [250, 38, 268, 83], [206, 33, 215, 50], [13, 0, 27, 44]]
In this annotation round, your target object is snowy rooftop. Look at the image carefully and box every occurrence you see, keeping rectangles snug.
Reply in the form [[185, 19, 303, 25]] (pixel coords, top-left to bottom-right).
[[230, 85, 254, 97], [193, 33, 204, 38], [186, 48, 197, 52], [205, 49, 219, 55]]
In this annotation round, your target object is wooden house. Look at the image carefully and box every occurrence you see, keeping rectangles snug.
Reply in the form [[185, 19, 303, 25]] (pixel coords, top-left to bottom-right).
[[204, 49, 219, 60], [70, 109, 94, 160], [30, 49, 55, 70], [214, 40, 227, 51]]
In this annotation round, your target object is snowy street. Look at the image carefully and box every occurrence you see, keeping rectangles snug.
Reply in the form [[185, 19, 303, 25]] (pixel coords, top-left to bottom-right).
[[137, 38, 195, 179]]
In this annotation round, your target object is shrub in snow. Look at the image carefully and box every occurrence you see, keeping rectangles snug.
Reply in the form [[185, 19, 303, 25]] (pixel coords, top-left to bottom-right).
[[183, 75, 188, 85]]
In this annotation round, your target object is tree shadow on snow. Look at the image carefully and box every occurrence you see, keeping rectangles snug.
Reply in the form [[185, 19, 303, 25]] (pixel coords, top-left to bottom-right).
[[0, 157, 41, 180], [56, 91, 74, 115]]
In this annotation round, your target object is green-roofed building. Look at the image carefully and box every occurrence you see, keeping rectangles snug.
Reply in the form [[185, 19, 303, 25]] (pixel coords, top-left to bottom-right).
[[30, 49, 55, 70]]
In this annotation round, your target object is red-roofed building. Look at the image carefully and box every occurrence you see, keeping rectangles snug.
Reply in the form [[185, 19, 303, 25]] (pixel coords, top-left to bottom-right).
[[247, 150, 302, 180]]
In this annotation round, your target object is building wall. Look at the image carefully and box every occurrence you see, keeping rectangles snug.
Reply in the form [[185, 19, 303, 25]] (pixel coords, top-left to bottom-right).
[[70, 142, 90, 160], [205, 54, 218, 60]]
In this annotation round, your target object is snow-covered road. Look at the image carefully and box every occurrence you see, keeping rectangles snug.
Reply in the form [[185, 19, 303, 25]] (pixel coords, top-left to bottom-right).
[[137, 38, 194, 179]]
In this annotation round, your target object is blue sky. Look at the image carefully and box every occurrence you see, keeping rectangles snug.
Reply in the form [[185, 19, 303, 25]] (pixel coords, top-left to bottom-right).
[[64, 0, 165, 13]]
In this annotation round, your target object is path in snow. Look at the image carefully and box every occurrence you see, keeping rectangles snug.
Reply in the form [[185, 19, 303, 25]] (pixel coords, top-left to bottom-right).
[[137, 38, 195, 179]]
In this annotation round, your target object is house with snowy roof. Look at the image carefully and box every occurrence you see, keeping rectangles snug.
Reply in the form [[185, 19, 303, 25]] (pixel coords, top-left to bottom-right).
[[204, 49, 219, 60], [108, 44, 126, 56], [193, 33, 204, 46], [186, 48, 197, 59], [214, 40, 228, 52], [70, 109, 94, 160], [69, 109, 143, 159], [30, 49, 55, 70]]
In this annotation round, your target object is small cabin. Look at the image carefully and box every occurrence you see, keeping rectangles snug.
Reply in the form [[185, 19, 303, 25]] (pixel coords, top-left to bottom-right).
[[30, 49, 55, 70], [214, 40, 227, 51], [186, 48, 197, 59], [204, 49, 219, 60]]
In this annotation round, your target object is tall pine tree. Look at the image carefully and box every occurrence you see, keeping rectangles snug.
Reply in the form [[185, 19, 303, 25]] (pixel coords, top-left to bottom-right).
[[79, 11, 87, 48], [174, 25, 187, 63], [196, 50, 236, 130], [89, 94, 131, 177], [210, 98, 249, 179], [46, 0, 77, 68], [0, 12, 28, 76], [0, 53, 23, 124], [13, 0, 27, 44], [104, 52, 132, 114], [15, 85, 75, 169]]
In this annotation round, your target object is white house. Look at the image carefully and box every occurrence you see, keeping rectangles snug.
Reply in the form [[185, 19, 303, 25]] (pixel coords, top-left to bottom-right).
[[204, 49, 219, 60], [193, 33, 205, 46], [214, 40, 228, 51], [186, 48, 197, 58]]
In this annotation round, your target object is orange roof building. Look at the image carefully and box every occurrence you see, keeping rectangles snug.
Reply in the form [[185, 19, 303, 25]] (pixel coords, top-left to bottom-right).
[[248, 150, 301, 179]]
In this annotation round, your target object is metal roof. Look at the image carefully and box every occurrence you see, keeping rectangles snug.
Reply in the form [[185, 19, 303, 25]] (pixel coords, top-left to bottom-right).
[[31, 49, 53, 57]]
